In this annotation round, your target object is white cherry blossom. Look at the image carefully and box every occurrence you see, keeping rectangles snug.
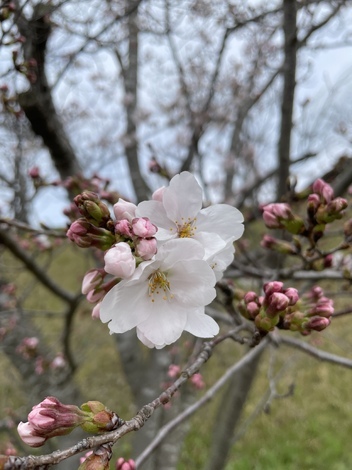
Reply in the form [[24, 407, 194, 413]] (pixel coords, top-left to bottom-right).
[[136, 172, 244, 260], [100, 239, 219, 348]]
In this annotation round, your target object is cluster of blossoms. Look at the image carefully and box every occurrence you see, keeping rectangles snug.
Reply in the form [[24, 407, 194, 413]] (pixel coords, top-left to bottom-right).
[[239, 282, 333, 335], [68, 172, 244, 349], [17, 397, 121, 448]]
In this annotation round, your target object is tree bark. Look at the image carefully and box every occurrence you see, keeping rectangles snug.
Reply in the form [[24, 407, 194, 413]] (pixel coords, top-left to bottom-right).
[[276, 0, 297, 200], [123, 8, 150, 202], [204, 347, 264, 470], [16, 3, 81, 180]]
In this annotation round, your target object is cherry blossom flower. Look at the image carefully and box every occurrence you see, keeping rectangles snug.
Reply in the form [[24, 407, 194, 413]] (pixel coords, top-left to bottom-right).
[[136, 172, 244, 259], [100, 239, 219, 348]]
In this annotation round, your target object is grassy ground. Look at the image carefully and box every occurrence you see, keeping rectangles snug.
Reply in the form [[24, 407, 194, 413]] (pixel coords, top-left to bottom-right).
[[1, 243, 352, 469]]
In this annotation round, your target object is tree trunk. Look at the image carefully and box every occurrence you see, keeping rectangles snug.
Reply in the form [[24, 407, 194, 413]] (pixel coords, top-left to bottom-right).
[[204, 347, 264, 470], [276, 0, 297, 200]]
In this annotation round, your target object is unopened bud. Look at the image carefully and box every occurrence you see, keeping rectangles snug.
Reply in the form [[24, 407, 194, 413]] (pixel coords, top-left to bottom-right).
[[116, 458, 136, 470], [74, 192, 111, 226], [135, 237, 157, 260], [80, 401, 122, 433], [263, 282, 283, 296], [283, 287, 299, 306], [312, 179, 334, 204], [82, 269, 105, 295], [255, 312, 279, 332], [266, 292, 289, 316], [113, 198, 137, 222], [79, 444, 112, 470], [260, 235, 298, 254], [303, 316, 331, 332], [115, 220, 133, 238], [132, 217, 157, 238], [104, 243, 136, 279]]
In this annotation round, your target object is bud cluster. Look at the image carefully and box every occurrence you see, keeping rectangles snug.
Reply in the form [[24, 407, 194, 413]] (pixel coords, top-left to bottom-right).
[[261, 179, 350, 261], [17, 397, 122, 448], [66, 192, 159, 318], [239, 282, 333, 336]]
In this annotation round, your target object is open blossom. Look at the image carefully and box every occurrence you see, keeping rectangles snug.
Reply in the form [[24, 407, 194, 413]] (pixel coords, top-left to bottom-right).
[[136, 172, 244, 260], [100, 239, 219, 348]]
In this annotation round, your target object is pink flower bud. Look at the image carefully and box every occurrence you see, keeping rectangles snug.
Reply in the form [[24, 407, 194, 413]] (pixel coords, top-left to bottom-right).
[[116, 458, 136, 470], [266, 292, 289, 315], [79, 445, 112, 470], [262, 211, 281, 229], [152, 187, 165, 202], [262, 203, 292, 228], [115, 220, 133, 238], [307, 193, 320, 216], [167, 364, 181, 378], [28, 166, 40, 178], [135, 237, 157, 260], [82, 269, 105, 295], [191, 373, 205, 390], [304, 316, 331, 332], [27, 397, 85, 438], [283, 287, 299, 306], [244, 291, 258, 304], [113, 199, 137, 222], [312, 179, 334, 203], [80, 451, 93, 464], [263, 281, 284, 296], [92, 303, 101, 320], [104, 243, 136, 278], [309, 297, 334, 318], [246, 301, 260, 319], [86, 289, 105, 304], [17, 422, 46, 448], [132, 217, 157, 238]]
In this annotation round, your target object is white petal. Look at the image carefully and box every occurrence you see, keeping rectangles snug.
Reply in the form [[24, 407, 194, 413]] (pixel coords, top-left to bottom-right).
[[137, 301, 187, 347], [157, 238, 205, 269], [184, 308, 219, 338], [163, 172, 203, 222], [136, 328, 162, 348], [100, 282, 150, 333], [137, 200, 176, 236], [198, 205, 244, 241], [193, 232, 227, 259], [169, 260, 216, 307]]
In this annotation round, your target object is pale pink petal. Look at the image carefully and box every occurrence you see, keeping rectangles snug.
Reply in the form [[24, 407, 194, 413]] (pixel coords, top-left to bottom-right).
[[157, 238, 205, 269], [136, 328, 165, 349], [184, 309, 219, 338], [137, 301, 187, 347], [169, 260, 216, 307], [100, 283, 150, 333], [136, 200, 175, 235], [198, 205, 244, 240], [162, 172, 203, 222], [193, 232, 227, 259]]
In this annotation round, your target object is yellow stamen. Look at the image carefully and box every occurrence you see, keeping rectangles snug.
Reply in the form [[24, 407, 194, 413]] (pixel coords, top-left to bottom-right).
[[176, 217, 197, 238], [148, 270, 174, 302]]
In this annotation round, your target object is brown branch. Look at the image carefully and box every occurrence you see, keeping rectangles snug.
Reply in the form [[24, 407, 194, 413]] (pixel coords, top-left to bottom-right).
[[0, 226, 76, 303], [276, 0, 298, 199], [135, 338, 268, 467], [275, 334, 352, 368], [5, 329, 262, 469]]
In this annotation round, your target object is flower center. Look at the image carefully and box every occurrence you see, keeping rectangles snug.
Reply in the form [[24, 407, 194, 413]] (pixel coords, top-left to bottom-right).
[[148, 270, 174, 302], [176, 217, 197, 238]]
